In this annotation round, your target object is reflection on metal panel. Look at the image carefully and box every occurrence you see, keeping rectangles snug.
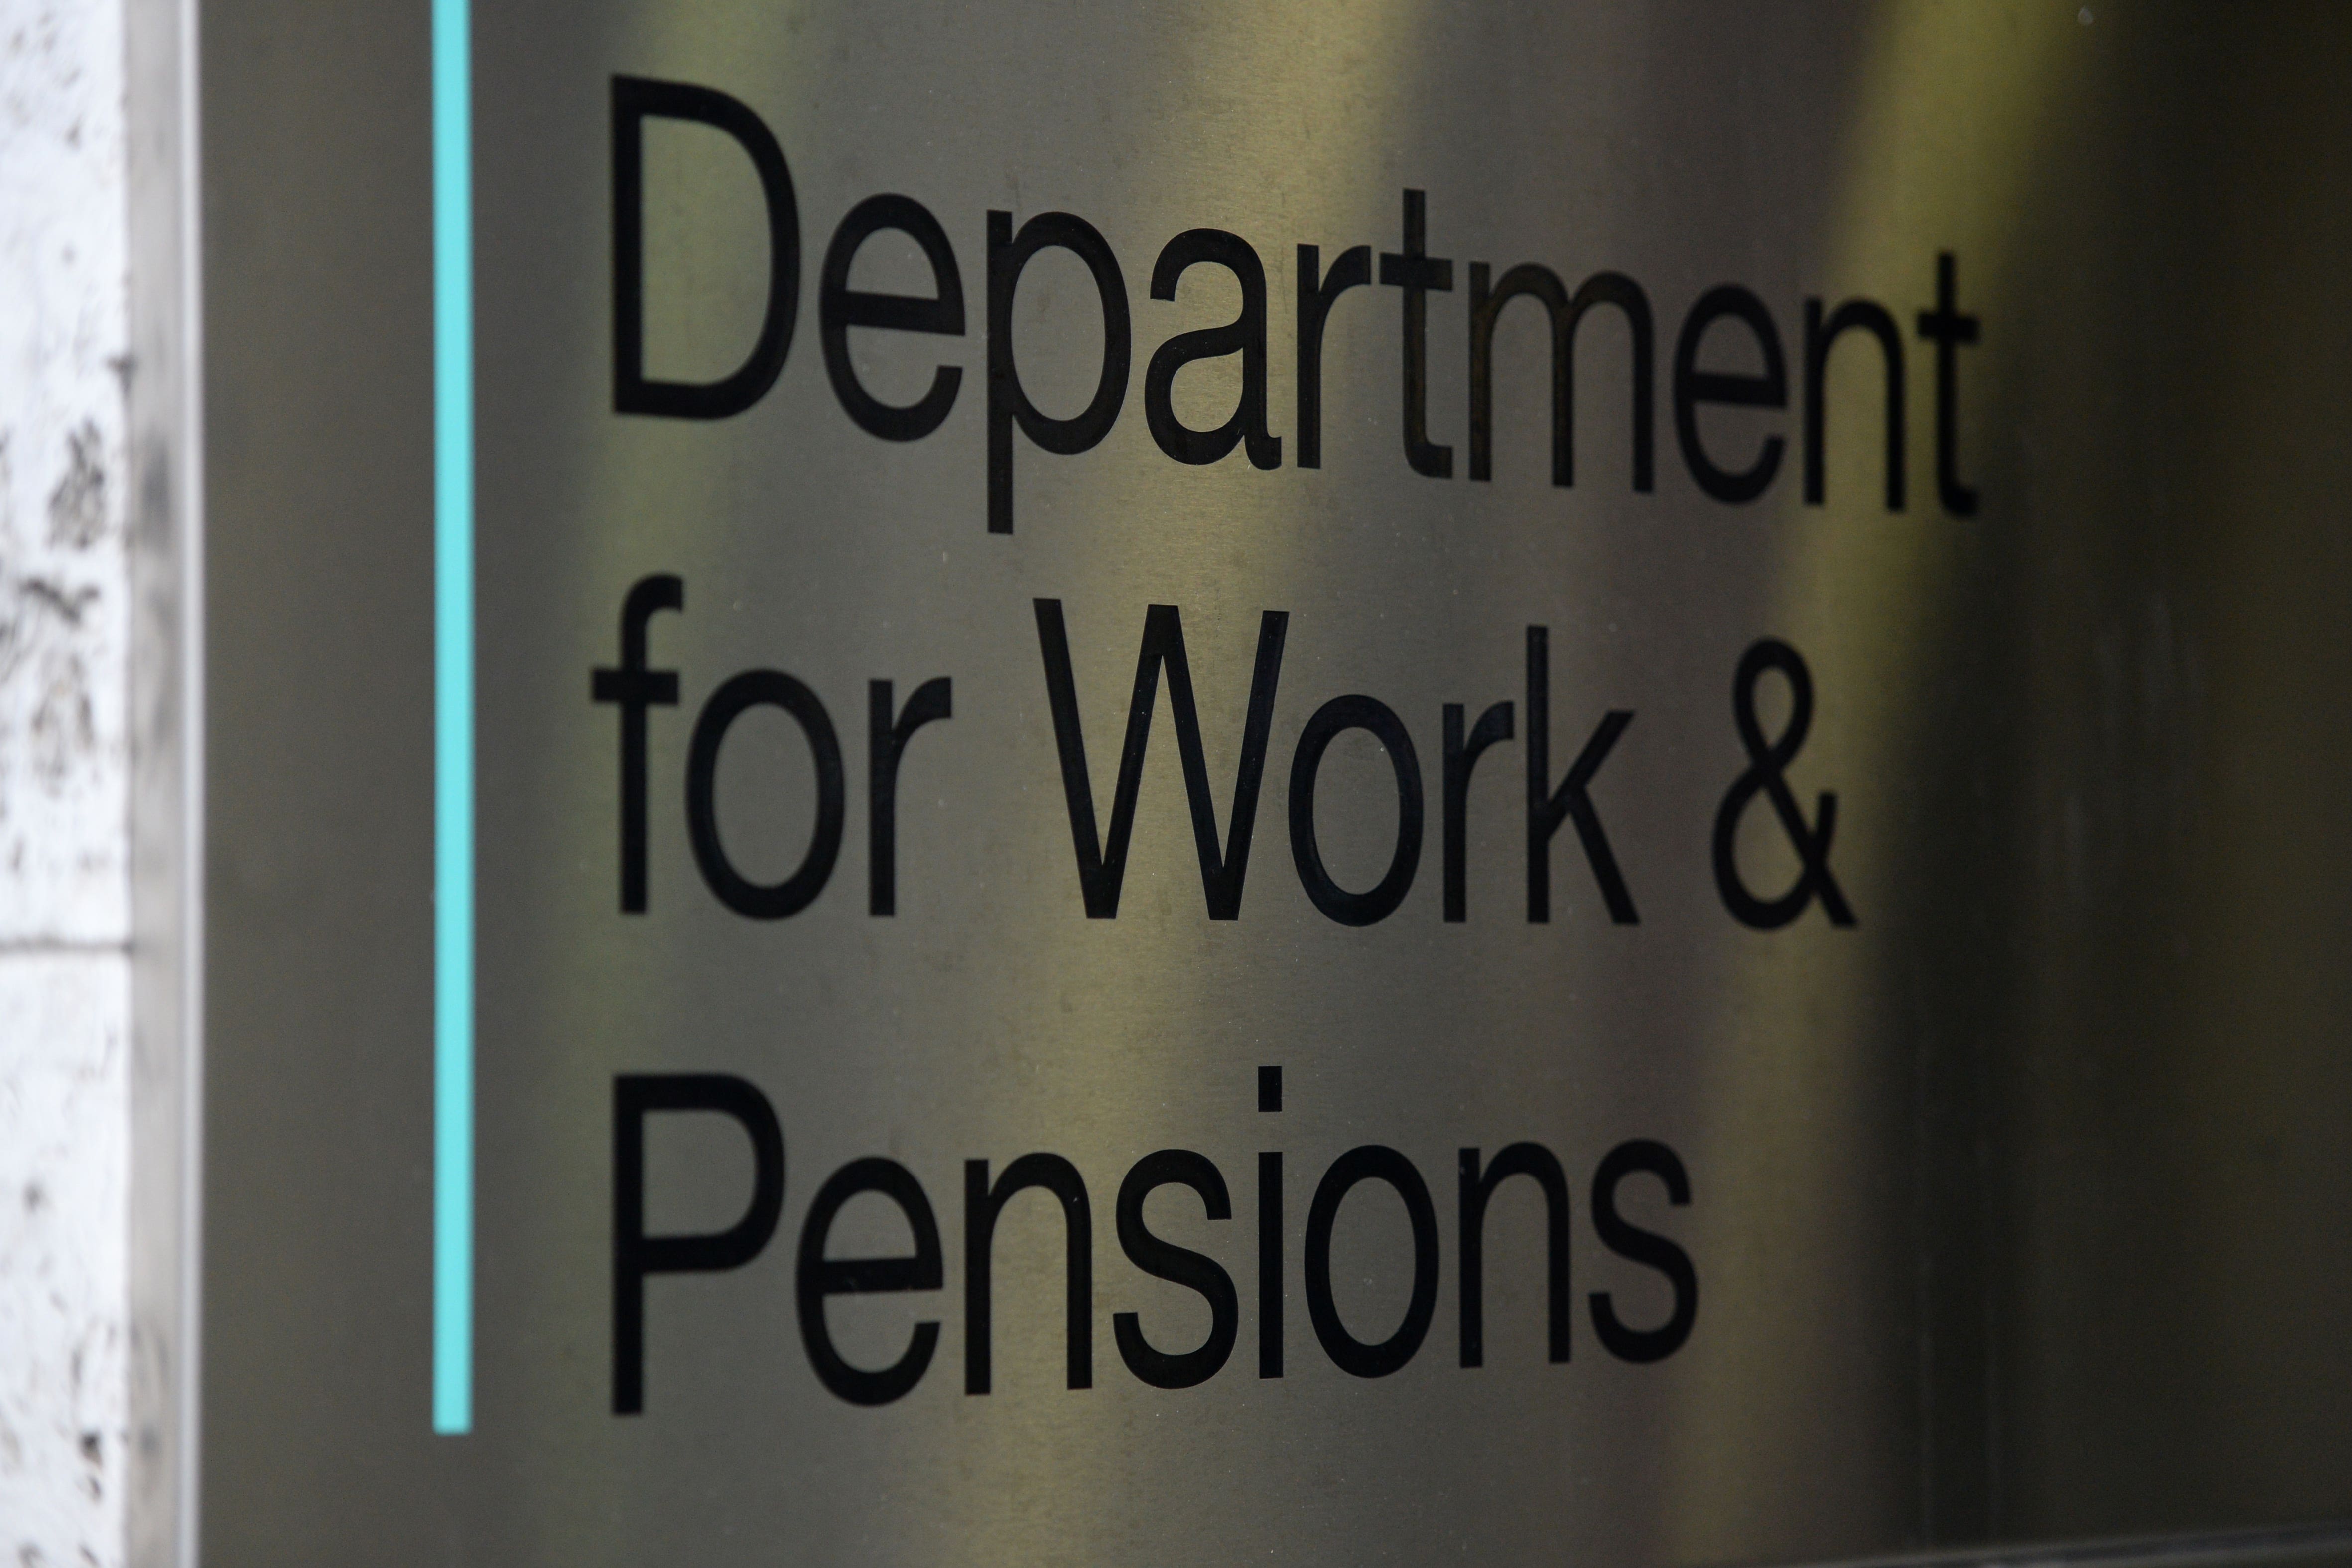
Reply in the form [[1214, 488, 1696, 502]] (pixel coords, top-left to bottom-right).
[[199, 1, 2352, 1563]]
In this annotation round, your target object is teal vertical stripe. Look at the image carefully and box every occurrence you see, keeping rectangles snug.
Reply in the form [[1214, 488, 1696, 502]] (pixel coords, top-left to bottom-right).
[[431, 0, 475, 1437]]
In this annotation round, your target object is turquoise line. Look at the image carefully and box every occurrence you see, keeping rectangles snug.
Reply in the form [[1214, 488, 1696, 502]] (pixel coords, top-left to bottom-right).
[[431, 0, 475, 1437]]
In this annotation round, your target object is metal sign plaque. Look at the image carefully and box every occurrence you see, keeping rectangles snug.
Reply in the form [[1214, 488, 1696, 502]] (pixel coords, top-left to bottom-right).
[[197, 2, 2352, 1563]]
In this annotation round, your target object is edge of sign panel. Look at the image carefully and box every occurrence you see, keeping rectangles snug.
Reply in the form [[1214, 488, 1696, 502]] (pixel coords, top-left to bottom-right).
[[406, 6, 2352, 1534], [1780, 1523, 2352, 1568], [430, 0, 473, 1438]]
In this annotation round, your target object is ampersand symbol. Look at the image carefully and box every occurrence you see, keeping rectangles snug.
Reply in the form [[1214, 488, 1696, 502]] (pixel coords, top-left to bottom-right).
[[1712, 638, 1855, 929]]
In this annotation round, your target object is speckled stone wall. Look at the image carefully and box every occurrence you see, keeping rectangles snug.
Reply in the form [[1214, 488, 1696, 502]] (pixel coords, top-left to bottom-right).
[[0, 0, 133, 1562]]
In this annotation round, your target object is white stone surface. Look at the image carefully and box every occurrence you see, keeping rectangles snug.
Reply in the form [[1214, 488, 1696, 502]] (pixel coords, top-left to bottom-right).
[[1, 0, 131, 946], [0, 0, 133, 1563], [0, 956, 127, 1566]]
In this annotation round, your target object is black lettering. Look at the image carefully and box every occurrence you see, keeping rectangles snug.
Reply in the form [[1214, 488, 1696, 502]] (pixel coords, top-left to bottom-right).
[[1804, 296, 1905, 510], [611, 76, 798, 420], [963, 1154, 1093, 1393], [1467, 264, 1653, 491], [1915, 252, 1980, 517], [1673, 284, 1786, 504], [1113, 1150, 1239, 1390], [591, 573, 683, 913], [1295, 243, 1372, 470], [612, 1073, 784, 1414], [795, 1157, 943, 1406], [1033, 599, 1288, 919], [1588, 1139, 1697, 1363], [820, 193, 965, 442], [1457, 1143, 1569, 1367], [1144, 230, 1280, 469], [685, 669, 845, 919], [1303, 1145, 1439, 1378], [1525, 628, 1637, 924], [1289, 694, 1423, 926], [1711, 637, 1854, 929], [986, 210, 1130, 533], [868, 677, 952, 915], [1377, 190, 1454, 479], [1258, 1150, 1283, 1378], [1441, 699, 1514, 923]]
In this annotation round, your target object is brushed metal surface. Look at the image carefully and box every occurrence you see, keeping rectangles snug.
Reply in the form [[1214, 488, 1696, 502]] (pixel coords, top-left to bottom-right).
[[200, 1, 2352, 1563]]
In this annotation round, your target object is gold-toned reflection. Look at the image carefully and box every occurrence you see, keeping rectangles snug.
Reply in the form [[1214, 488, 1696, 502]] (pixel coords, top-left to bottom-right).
[[473, 2, 2352, 1562], [905, 8, 1454, 1564], [513, 5, 1468, 1564], [1672, 3, 2080, 1556], [1688, 0, 2352, 1554]]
